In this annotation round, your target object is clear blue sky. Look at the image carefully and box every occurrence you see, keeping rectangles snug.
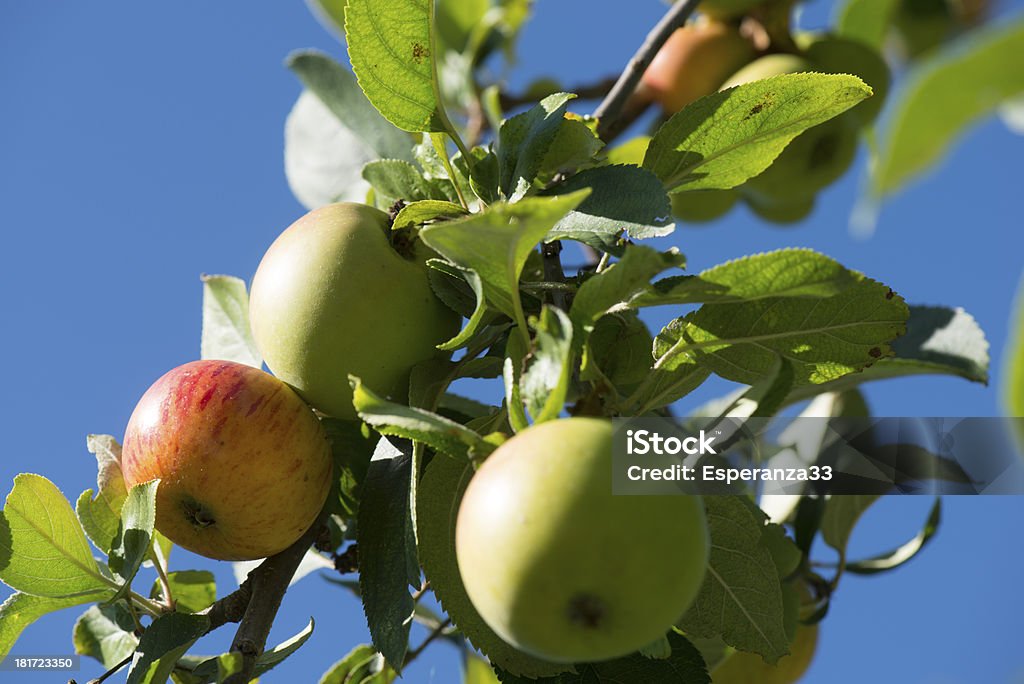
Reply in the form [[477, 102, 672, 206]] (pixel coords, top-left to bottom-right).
[[1, 1, 1022, 682]]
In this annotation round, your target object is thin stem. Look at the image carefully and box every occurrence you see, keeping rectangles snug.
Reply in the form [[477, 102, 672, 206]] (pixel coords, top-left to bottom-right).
[[593, 0, 702, 140], [88, 653, 133, 684], [150, 542, 174, 610], [404, 617, 453, 667], [520, 280, 577, 293], [128, 590, 165, 617], [595, 251, 612, 273]]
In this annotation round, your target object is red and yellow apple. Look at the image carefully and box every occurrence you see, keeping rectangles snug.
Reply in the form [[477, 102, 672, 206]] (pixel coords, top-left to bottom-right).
[[121, 359, 332, 561], [455, 417, 709, 663], [248, 202, 459, 420]]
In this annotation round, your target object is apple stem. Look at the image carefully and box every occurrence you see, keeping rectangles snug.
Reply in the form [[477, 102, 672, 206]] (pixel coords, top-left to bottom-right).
[[593, 0, 702, 140]]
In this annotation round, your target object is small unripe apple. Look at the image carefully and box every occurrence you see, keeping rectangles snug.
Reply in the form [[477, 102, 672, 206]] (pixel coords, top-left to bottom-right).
[[641, 20, 756, 114], [719, 53, 812, 90], [121, 360, 332, 561], [455, 418, 709, 663], [249, 202, 459, 419], [743, 192, 815, 224], [803, 34, 890, 124], [712, 615, 819, 683]]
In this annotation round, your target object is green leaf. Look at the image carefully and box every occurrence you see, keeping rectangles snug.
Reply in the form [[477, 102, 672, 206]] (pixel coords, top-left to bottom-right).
[[1005, 279, 1024, 450], [654, 274, 909, 387], [320, 643, 396, 683], [76, 434, 129, 555], [351, 376, 492, 460], [252, 618, 315, 677], [643, 73, 872, 192], [436, 0, 489, 53], [289, 50, 413, 161], [570, 245, 686, 330], [497, 92, 575, 199], [0, 473, 113, 598], [73, 602, 139, 669], [521, 306, 574, 424], [344, 0, 446, 133], [625, 363, 711, 415], [109, 481, 159, 600], [199, 275, 261, 368], [582, 312, 655, 391], [874, 20, 1024, 195], [362, 159, 452, 203], [785, 305, 988, 404], [465, 653, 502, 683], [846, 498, 942, 574], [151, 571, 216, 614], [538, 116, 605, 179], [427, 261, 492, 351], [834, 0, 898, 49], [321, 418, 376, 519], [193, 619, 316, 680], [503, 328, 531, 433], [416, 453, 569, 678], [1, 592, 93, 661], [678, 497, 789, 663], [126, 612, 209, 684], [307, 0, 346, 39], [494, 630, 709, 683], [357, 437, 418, 673], [544, 165, 674, 251], [420, 192, 589, 327], [392, 200, 467, 230], [820, 494, 881, 559]]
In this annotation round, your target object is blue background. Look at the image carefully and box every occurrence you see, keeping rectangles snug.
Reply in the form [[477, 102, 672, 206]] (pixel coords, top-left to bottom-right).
[[1, 1, 1022, 682]]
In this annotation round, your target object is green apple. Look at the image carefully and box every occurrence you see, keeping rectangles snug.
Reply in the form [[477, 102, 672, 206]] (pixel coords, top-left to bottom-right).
[[712, 618, 819, 683], [455, 417, 709, 663], [641, 20, 756, 113], [248, 202, 459, 419], [803, 34, 891, 124], [121, 360, 332, 561], [672, 189, 740, 223], [743, 192, 815, 224], [720, 53, 812, 90]]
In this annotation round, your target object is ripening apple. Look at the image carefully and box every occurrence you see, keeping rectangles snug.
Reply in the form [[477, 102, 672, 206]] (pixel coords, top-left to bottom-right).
[[455, 417, 709, 663], [248, 202, 460, 420], [640, 19, 755, 113], [712, 615, 819, 683], [121, 360, 333, 561]]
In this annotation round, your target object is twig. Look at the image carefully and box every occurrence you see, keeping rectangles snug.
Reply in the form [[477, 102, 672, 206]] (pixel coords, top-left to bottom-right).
[[541, 242, 569, 310], [216, 513, 327, 684], [404, 617, 453, 667], [593, 0, 702, 140], [88, 653, 133, 684]]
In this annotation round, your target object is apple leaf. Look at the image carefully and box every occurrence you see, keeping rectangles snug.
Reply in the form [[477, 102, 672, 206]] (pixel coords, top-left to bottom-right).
[[784, 305, 989, 404], [420, 191, 589, 329], [1, 592, 93, 662], [643, 73, 871, 192], [581, 312, 655, 393], [521, 306, 574, 424], [393, 200, 467, 231], [189, 618, 316, 680], [351, 376, 493, 460], [653, 274, 909, 387], [76, 434, 129, 555], [289, 50, 413, 161], [344, 0, 446, 133], [493, 630, 709, 683], [73, 602, 139, 669], [873, 20, 1024, 196], [622, 362, 712, 415], [319, 643, 397, 683], [820, 494, 881, 560], [1005, 279, 1024, 451], [0, 473, 113, 598], [677, 496, 790, 663], [465, 653, 502, 683], [125, 612, 209, 684], [108, 480, 158, 601], [306, 0, 346, 39], [846, 498, 942, 575], [285, 90, 376, 208], [569, 245, 685, 331], [150, 570, 216, 614], [834, 0, 898, 49], [503, 326, 531, 433], [362, 159, 458, 204], [497, 92, 575, 199], [537, 116, 605, 181], [416, 452, 571, 678], [427, 260, 493, 351], [357, 437, 418, 673], [543, 165, 675, 252], [199, 275, 262, 369]]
